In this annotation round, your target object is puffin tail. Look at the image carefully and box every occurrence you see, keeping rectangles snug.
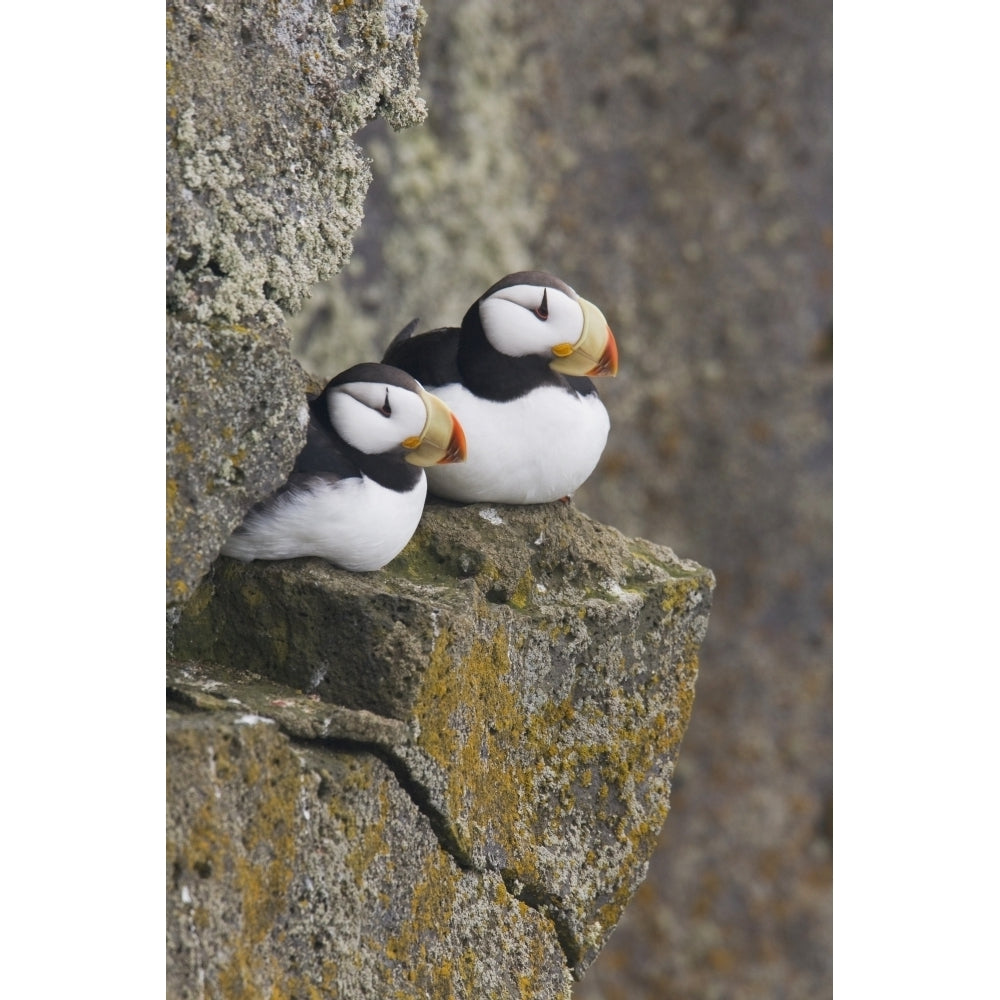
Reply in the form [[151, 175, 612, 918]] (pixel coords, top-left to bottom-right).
[[386, 317, 421, 351]]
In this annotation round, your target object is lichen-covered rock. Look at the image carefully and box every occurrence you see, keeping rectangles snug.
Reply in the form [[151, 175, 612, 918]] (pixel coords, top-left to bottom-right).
[[166, 0, 427, 604], [165, 4, 719, 990], [167, 712, 572, 999], [170, 500, 715, 976], [166, 317, 310, 604], [166, 0, 426, 327]]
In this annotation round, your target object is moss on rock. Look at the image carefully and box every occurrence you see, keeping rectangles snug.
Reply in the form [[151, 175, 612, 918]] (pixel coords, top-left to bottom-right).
[[167, 712, 572, 999], [170, 500, 714, 975]]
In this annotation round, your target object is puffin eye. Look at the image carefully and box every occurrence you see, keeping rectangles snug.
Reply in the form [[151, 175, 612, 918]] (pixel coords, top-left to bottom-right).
[[533, 289, 549, 321], [380, 388, 392, 416]]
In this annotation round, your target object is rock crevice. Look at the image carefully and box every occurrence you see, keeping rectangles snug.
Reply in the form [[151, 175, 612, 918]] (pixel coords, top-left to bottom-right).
[[169, 501, 714, 989]]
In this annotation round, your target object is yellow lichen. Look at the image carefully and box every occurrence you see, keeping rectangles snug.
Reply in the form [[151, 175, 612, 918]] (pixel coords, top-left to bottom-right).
[[406, 571, 706, 949], [384, 848, 458, 990], [508, 567, 535, 609], [170, 726, 303, 997], [414, 626, 538, 866], [343, 779, 390, 889]]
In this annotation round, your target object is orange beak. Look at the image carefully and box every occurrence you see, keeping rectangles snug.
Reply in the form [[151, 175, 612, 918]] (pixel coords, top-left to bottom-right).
[[405, 390, 468, 467], [549, 296, 619, 377], [587, 326, 619, 377], [438, 413, 467, 465]]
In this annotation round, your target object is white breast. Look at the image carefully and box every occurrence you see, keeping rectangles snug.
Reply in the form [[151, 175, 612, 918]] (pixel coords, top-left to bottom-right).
[[221, 474, 427, 571], [423, 384, 610, 504]]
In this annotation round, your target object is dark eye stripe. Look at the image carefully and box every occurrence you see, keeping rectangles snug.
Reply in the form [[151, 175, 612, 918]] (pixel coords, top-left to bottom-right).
[[533, 289, 549, 320], [380, 388, 392, 416]]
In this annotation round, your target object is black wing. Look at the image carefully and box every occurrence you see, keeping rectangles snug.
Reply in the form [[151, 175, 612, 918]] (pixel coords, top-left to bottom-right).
[[382, 323, 463, 388], [385, 317, 421, 350]]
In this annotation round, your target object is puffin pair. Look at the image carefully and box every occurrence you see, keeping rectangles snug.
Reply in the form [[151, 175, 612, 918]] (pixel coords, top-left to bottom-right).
[[222, 271, 618, 571]]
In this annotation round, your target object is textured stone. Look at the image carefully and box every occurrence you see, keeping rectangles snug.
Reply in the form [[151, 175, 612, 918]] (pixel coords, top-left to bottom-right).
[[170, 500, 715, 976], [165, 1, 728, 994], [167, 712, 572, 999], [165, 0, 427, 604], [165, 317, 310, 604], [166, 0, 426, 327]]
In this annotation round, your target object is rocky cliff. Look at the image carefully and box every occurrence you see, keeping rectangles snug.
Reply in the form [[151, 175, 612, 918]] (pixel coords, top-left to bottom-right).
[[168, 503, 713, 995], [166, 0, 427, 604], [166, 2, 714, 996]]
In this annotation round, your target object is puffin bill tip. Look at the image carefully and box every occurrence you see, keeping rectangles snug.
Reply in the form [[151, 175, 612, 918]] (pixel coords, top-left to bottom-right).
[[590, 327, 619, 376], [440, 414, 468, 464]]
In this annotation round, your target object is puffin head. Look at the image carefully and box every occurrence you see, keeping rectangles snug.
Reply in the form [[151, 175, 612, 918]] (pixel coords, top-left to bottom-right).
[[324, 363, 467, 466], [475, 270, 619, 377]]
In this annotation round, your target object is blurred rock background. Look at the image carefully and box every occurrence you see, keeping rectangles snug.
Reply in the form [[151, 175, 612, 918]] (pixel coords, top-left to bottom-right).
[[290, 1, 832, 997]]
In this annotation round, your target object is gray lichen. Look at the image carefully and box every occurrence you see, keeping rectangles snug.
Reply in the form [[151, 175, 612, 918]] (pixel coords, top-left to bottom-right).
[[166, 0, 428, 604], [170, 500, 715, 976], [167, 0, 426, 326]]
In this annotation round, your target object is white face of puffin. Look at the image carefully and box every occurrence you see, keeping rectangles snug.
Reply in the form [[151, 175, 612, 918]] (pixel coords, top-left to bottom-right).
[[327, 376, 466, 466], [477, 280, 619, 377]]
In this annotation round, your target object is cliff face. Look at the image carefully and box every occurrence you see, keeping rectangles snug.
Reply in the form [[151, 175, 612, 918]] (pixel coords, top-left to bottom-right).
[[168, 503, 714, 994], [166, 2, 715, 995], [166, 0, 427, 604], [167, 718, 574, 998]]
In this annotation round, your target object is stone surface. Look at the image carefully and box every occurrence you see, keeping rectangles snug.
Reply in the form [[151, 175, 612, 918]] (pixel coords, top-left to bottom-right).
[[166, 0, 427, 604], [167, 711, 573, 999], [286, 1, 832, 996], [166, 0, 426, 327], [165, 317, 310, 605], [165, 1, 718, 991], [170, 501, 715, 977]]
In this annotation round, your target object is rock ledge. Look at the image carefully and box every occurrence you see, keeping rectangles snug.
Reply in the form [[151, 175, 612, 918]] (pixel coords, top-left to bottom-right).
[[168, 501, 714, 993]]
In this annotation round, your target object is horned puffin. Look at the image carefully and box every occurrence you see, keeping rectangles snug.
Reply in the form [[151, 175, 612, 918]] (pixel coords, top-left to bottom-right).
[[382, 271, 618, 504], [221, 363, 467, 571]]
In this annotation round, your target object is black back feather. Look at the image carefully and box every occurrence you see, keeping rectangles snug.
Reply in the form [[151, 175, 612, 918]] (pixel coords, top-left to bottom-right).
[[383, 325, 463, 388]]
